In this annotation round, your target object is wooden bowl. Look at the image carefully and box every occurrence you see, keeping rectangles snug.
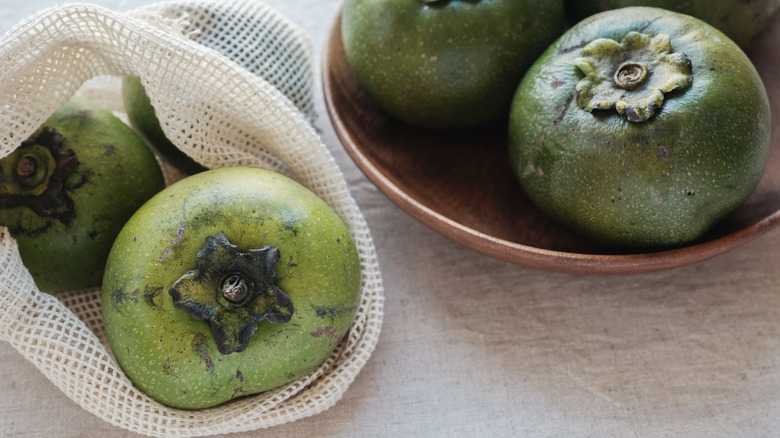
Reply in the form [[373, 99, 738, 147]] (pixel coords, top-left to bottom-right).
[[322, 10, 780, 275]]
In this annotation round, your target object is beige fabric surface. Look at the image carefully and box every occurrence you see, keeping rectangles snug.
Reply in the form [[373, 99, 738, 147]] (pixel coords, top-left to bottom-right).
[[2, 0, 780, 437]]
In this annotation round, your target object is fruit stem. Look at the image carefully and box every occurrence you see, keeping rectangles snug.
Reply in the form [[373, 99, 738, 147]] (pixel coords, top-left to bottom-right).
[[221, 273, 249, 303], [14, 155, 37, 178], [13, 153, 49, 189], [614, 62, 648, 90]]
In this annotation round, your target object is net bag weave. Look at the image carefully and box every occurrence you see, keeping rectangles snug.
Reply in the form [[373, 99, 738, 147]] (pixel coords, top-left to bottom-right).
[[0, 1, 384, 436]]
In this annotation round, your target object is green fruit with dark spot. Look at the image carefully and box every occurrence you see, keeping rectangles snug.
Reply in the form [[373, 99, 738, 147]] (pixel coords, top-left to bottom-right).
[[341, 0, 566, 129], [508, 7, 771, 249], [565, 0, 780, 48], [102, 167, 362, 409], [0, 97, 165, 291]]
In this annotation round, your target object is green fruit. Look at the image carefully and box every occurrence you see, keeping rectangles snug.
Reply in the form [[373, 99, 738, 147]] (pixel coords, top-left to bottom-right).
[[102, 167, 362, 409], [341, 0, 566, 129], [122, 76, 208, 175], [508, 7, 771, 249], [565, 0, 780, 48], [0, 97, 165, 291]]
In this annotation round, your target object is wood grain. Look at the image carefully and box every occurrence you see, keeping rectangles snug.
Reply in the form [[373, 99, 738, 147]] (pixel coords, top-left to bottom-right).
[[322, 10, 780, 275]]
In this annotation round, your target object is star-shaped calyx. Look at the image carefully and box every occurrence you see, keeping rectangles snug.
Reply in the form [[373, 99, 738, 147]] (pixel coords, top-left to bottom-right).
[[169, 233, 294, 354], [574, 31, 693, 122], [0, 127, 79, 222]]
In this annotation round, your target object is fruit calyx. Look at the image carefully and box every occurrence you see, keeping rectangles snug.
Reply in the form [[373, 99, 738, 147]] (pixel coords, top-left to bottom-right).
[[169, 233, 294, 355], [574, 31, 693, 122], [0, 127, 78, 222]]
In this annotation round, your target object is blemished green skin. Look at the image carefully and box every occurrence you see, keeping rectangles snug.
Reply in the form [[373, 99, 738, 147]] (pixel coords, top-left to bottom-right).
[[341, 0, 566, 129], [122, 76, 208, 175], [508, 7, 771, 249], [0, 97, 165, 291], [102, 167, 362, 409], [565, 0, 780, 48]]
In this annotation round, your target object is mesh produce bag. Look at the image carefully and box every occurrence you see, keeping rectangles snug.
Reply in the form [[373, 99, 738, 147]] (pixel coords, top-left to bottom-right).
[[0, 1, 384, 436]]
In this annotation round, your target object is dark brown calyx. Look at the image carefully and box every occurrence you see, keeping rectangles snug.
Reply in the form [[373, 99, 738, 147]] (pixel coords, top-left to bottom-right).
[[0, 127, 79, 223], [169, 233, 294, 355]]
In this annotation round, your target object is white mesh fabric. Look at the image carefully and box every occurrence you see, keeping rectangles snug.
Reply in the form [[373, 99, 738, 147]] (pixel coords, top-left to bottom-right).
[[156, 1, 316, 117], [0, 1, 384, 436]]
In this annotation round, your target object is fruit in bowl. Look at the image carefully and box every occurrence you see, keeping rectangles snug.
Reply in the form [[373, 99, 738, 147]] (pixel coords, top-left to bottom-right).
[[341, 0, 566, 129], [508, 7, 771, 249], [565, 0, 780, 48]]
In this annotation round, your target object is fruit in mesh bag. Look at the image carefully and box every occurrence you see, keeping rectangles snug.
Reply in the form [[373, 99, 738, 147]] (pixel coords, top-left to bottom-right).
[[341, 0, 566, 129], [102, 167, 362, 409], [565, 0, 780, 48], [122, 76, 208, 175], [122, 3, 315, 175], [508, 7, 771, 249], [0, 97, 165, 292]]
